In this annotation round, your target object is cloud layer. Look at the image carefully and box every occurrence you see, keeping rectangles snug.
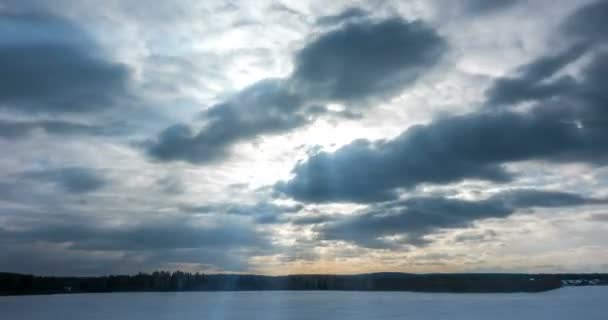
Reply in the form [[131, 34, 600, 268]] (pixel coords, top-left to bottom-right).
[[146, 16, 447, 164], [315, 189, 607, 248], [0, 12, 131, 114], [277, 1, 608, 203], [1, 0, 607, 275]]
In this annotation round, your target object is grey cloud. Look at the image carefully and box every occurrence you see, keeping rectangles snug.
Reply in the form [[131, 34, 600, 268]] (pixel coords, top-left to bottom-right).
[[182, 201, 303, 225], [277, 14, 608, 204], [146, 16, 447, 164], [436, 0, 520, 17], [316, 189, 607, 248], [0, 218, 269, 252], [0, 243, 140, 276], [277, 101, 608, 203], [485, 0, 608, 108], [156, 175, 185, 195], [562, 0, 608, 43], [225, 202, 303, 215], [146, 79, 307, 163], [453, 229, 498, 243], [291, 17, 446, 105], [0, 12, 131, 114], [0, 217, 269, 274], [485, 43, 588, 107], [317, 197, 509, 248], [269, 3, 305, 21], [315, 8, 369, 26], [0, 244, 251, 276], [75, 224, 264, 251], [225, 201, 303, 224], [589, 213, 608, 222], [461, 0, 521, 14], [21, 167, 106, 194], [493, 189, 608, 208], [0, 118, 128, 139], [291, 214, 335, 225]]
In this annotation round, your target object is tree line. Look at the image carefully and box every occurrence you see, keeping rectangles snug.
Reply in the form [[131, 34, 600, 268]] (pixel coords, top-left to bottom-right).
[[1, 271, 607, 295]]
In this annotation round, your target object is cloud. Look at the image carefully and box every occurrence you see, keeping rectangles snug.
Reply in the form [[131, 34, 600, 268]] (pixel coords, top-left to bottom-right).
[[453, 229, 497, 243], [182, 200, 303, 225], [0, 12, 131, 114], [0, 217, 270, 274], [0, 118, 128, 139], [21, 167, 107, 194], [435, 0, 521, 17], [277, 103, 604, 203], [484, 43, 588, 107], [146, 79, 307, 163], [291, 17, 446, 105], [146, 15, 447, 164], [69, 223, 264, 251], [0, 243, 251, 275], [278, 97, 608, 202], [461, 0, 521, 14], [590, 213, 608, 222], [277, 6, 608, 204], [485, 0, 608, 108], [315, 8, 369, 26], [224, 201, 303, 224], [291, 214, 335, 225], [315, 189, 607, 248], [492, 189, 608, 207], [561, 0, 608, 43]]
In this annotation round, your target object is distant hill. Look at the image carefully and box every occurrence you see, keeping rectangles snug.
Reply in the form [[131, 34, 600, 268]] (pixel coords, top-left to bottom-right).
[[1, 271, 607, 296]]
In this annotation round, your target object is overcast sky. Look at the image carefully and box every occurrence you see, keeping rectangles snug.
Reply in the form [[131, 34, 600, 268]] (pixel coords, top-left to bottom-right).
[[1, 0, 608, 276]]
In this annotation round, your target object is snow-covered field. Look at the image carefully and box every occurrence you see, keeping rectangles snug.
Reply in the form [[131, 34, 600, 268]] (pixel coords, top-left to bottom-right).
[[1, 286, 605, 319]]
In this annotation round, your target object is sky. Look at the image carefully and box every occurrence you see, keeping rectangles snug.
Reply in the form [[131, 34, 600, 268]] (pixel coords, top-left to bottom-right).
[[0, 0, 607, 276]]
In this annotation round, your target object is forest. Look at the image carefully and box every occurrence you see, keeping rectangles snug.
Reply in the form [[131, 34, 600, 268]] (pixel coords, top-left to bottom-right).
[[2, 272, 607, 296]]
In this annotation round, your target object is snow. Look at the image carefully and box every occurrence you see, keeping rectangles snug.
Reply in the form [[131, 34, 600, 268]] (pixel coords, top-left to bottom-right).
[[0, 286, 606, 319]]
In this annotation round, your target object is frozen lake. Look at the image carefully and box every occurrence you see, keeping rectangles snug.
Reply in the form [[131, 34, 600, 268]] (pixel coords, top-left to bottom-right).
[[1, 286, 605, 319]]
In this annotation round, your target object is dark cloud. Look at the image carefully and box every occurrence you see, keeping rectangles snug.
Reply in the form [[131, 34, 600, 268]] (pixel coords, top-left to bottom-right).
[[0, 244, 251, 275], [0, 217, 269, 252], [277, 98, 608, 203], [461, 0, 521, 14], [0, 217, 270, 274], [225, 201, 303, 224], [486, 0, 608, 108], [0, 118, 127, 139], [315, 8, 369, 26], [278, 6, 608, 203], [291, 17, 446, 105], [277, 107, 560, 202], [71, 223, 263, 251], [291, 214, 335, 225], [484, 43, 588, 107], [146, 16, 447, 164], [453, 229, 497, 243], [489, 13, 608, 134], [146, 79, 306, 163], [0, 12, 130, 114], [21, 167, 106, 194], [562, 0, 608, 43], [492, 189, 608, 208], [315, 190, 607, 248], [182, 201, 303, 225]]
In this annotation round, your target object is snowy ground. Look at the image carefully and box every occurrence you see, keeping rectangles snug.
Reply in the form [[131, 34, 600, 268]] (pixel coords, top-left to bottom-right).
[[0, 286, 605, 319]]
